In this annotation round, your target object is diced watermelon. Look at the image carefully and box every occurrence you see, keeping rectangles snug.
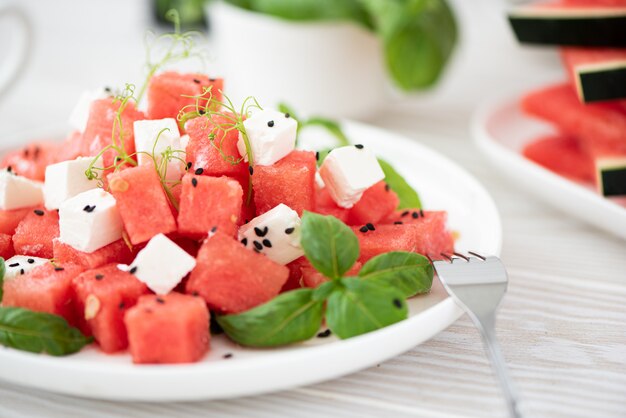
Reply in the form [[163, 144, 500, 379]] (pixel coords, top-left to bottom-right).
[[12, 208, 59, 258], [184, 114, 249, 179], [522, 83, 626, 157], [177, 174, 242, 238], [82, 98, 144, 167], [283, 256, 309, 292], [347, 181, 399, 225], [252, 150, 316, 216], [56, 130, 84, 162], [0, 233, 14, 259], [382, 210, 455, 258], [107, 165, 177, 245], [302, 260, 362, 288], [0, 207, 31, 235], [314, 186, 350, 223], [3, 262, 85, 324], [1, 142, 59, 181], [186, 231, 289, 314], [53, 238, 134, 270], [72, 264, 149, 353], [147, 72, 224, 120], [523, 134, 595, 182], [352, 225, 419, 263], [124, 292, 210, 364]]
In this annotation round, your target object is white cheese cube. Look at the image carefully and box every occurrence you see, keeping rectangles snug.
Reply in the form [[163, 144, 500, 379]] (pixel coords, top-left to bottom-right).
[[4, 255, 48, 280], [128, 233, 196, 295], [69, 88, 110, 132], [180, 134, 190, 150], [0, 170, 44, 210], [319, 145, 385, 208], [43, 157, 101, 210], [238, 203, 303, 265], [237, 109, 297, 166], [58, 189, 124, 253]]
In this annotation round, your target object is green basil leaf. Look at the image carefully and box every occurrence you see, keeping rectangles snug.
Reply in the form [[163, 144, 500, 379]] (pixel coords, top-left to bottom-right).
[[217, 288, 324, 347], [312, 280, 338, 301], [378, 158, 422, 209], [326, 277, 408, 339], [0, 307, 92, 356], [0, 257, 5, 303], [359, 251, 433, 297], [300, 212, 359, 280]]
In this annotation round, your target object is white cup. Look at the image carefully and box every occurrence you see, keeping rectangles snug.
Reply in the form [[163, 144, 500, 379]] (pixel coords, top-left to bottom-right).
[[0, 0, 30, 99]]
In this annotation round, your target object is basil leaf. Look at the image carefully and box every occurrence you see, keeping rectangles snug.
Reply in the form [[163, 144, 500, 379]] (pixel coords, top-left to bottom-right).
[[359, 251, 433, 297], [378, 158, 422, 209], [0, 257, 5, 303], [217, 288, 324, 347], [304, 118, 350, 147], [312, 280, 338, 301], [300, 212, 359, 280], [326, 277, 408, 339], [0, 307, 92, 356]]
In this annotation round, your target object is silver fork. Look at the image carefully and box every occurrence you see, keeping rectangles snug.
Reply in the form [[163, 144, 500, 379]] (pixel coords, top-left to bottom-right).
[[432, 252, 523, 418]]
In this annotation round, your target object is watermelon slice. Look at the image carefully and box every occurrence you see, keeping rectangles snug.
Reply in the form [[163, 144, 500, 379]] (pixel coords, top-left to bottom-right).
[[107, 165, 177, 245], [186, 231, 289, 314], [283, 256, 308, 292], [124, 292, 210, 364], [523, 134, 595, 182], [352, 224, 420, 263], [53, 238, 134, 270], [177, 174, 243, 238], [314, 186, 350, 223], [252, 150, 316, 216], [147, 72, 223, 120], [0, 233, 14, 259], [0, 207, 31, 235], [1, 142, 60, 181], [346, 181, 399, 226], [3, 262, 85, 325], [72, 264, 149, 353], [302, 260, 362, 288], [12, 208, 59, 258], [382, 210, 455, 259], [562, 47, 626, 102]]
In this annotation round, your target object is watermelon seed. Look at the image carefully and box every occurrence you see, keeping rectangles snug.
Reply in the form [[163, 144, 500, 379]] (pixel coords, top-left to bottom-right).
[[6, 165, 12, 173], [186, 162, 192, 170], [191, 291, 199, 297], [359, 226, 369, 233], [385, 183, 390, 192], [317, 329, 332, 338], [284, 227, 295, 235], [85, 295, 101, 320], [33, 209, 44, 216], [355, 144, 364, 149], [27, 259, 34, 264], [223, 353, 233, 359], [209, 77, 216, 82], [8, 263, 19, 267], [54, 267, 64, 271], [254, 226, 268, 237], [191, 178, 198, 188], [394, 221, 403, 225], [412, 211, 419, 219], [285, 113, 290, 118], [195, 168, 204, 175], [262, 239, 272, 248], [199, 109, 206, 115], [155, 297, 165, 304], [33, 147, 41, 159], [129, 266, 138, 274], [253, 241, 263, 251], [193, 78, 201, 84], [420, 209, 425, 217], [83, 205, 96, 213], [366, 223, 375, 231], [23, 148, 29, 157], [249, 166, 254, 176], [393, 298, 403, 309], [95, 274, 104, 281], [118, 302, 125, 309], [20, 269, 24, 275], [315, 151, 319, 161], [241, 238, 248, 246], [210, 226, 218, 233], [401, 211, 409, 217], [267, 120, 275, 127]]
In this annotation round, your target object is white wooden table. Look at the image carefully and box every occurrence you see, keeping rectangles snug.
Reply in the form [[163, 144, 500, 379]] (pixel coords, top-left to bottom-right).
[[0, 1, 624, 417]]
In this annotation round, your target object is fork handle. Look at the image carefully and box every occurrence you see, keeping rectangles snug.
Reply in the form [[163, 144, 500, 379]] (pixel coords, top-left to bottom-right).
[[474, 312, 523, 418]]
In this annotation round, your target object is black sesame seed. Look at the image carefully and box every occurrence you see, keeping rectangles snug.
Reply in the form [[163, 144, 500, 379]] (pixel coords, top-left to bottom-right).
[[83, 205, 96, 213], [95, 274, 104, 281], [412, 211, 419, 219], [195, 168, 204, 175], [253, 248, 262, 254], [223, 353, 233, 359], [191, 178, 198, 188], [262, 239, 272, 248], [118, 301, 125, 309], [210, 226, 218, 233], [285, 113, 290, 118], [317, 329, 332, 338], [393, 298, 403, 309], [401, 210, 410, 217], [420, 209, 425, 217], [6, 165, 12, 173], [249, 166, 254, 176], [267, 120, 275, 127], [54, 267, 64, 271], [254, 226, 268, 237], [193, 78, 201, 84], [359, 226, 369, 233], [366, 223, 375, 231], [385, 183, 390, 192], [253, 241, 263, 251], [241, 238, 248, 246], [209, 77, 216, 82], [20, 268, 25, 275], [8, 263, 19, 267], [27, 258, 34, 264], [199, 109, 206, 115], [129, 266, 137, 274], [104, 86, 111, 92], [156, 297, 165, 304], [244, 219, 250, 224], [355, 144, 364, 149], [315, 151, 319, 161], [186, 162, 192, 170], [284, 227, 295, 235], [394, 221, 403, 225], [33, 209, 44, 216]]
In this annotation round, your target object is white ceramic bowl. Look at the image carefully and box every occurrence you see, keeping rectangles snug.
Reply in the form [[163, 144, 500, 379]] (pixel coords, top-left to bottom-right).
[[206, 1, 388, 118]]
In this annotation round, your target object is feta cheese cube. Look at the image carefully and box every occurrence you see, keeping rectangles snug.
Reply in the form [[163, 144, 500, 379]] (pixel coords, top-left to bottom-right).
[[58, 188, 124, 253], [43, 157, 101, 210], [134, 118, 184, 182], [180, 134, 190, 150], [4, 255, 48, 280], [0, 170, 44, 210], [319, 145, 385, 208], [69, 88, 110, 132], [128, 233, 196, 295], [238, 203, 303, 265], [237, 109, 297, 166]]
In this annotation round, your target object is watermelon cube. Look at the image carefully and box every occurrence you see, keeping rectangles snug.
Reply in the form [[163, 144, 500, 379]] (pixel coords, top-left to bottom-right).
[[0, 207, 31, 235], [124, 292, 210, 364], [3, 262, 85, 324], [186, 232, 289, 313], [252, 150, 316, 216], [177, 174, 243, 238], [107, 165, 177, 245], [302, 260, 362, 288], [1, 141, 60, 181], [314, 187, 350, 223], [72, 264, 149, 353], [56, 130, 84, 163], [0, 233, 14, 259], [283, 256, 308, 292], [53, 238, 134, 270], [12, 208, 59, 258], [523, 134, 595, 182], [346, 181, 399, 225], [382, 210, 455, 258], [147, 72, 223, 120], [352, 224, 420, 263]]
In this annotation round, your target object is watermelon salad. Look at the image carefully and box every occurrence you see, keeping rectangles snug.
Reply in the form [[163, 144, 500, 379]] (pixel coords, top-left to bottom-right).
[[509, 0, 626, 200], [0, 31, 456, 362]]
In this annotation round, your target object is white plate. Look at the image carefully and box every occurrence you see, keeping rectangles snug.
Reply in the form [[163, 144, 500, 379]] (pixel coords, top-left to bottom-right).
[[0, 121, 501, 401], [472, 97, 626, 241]]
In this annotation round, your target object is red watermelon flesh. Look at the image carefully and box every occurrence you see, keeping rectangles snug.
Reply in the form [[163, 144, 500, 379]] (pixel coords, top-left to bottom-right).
[[523, 134, 595, 182], [82, 98, 144, 167], [53, 238, 134, 270], [562, 0, 626, 5], [347, 181, 399, 226], [124, 292, 210, 364], [177, 174, 243, 239], [352, 225, 420, 263], [147, 71, 223, 121], [382, 210, 455, 259], [0, 233, 14, 259], [521, 83, 626, 156], [56, 130, 84, 162], [302, 261, 362, 288], [283, 256, 309, 292], [186, 232, 289, 314], [3, 262, 85, 325], [1, 142, 60, 181], [0, 207, 32, 235], [107, 164, 177, 245], [12, 208, 59, 258], [72, 264, 149, 353], [314, 186, 350, 223], [252, 150, 316, 216]]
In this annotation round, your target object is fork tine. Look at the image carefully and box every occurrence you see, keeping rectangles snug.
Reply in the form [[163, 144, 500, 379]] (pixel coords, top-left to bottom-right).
[[468, 251, 486, 260], [453, 252, 470, 261], [440, 253, 453, 262]]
